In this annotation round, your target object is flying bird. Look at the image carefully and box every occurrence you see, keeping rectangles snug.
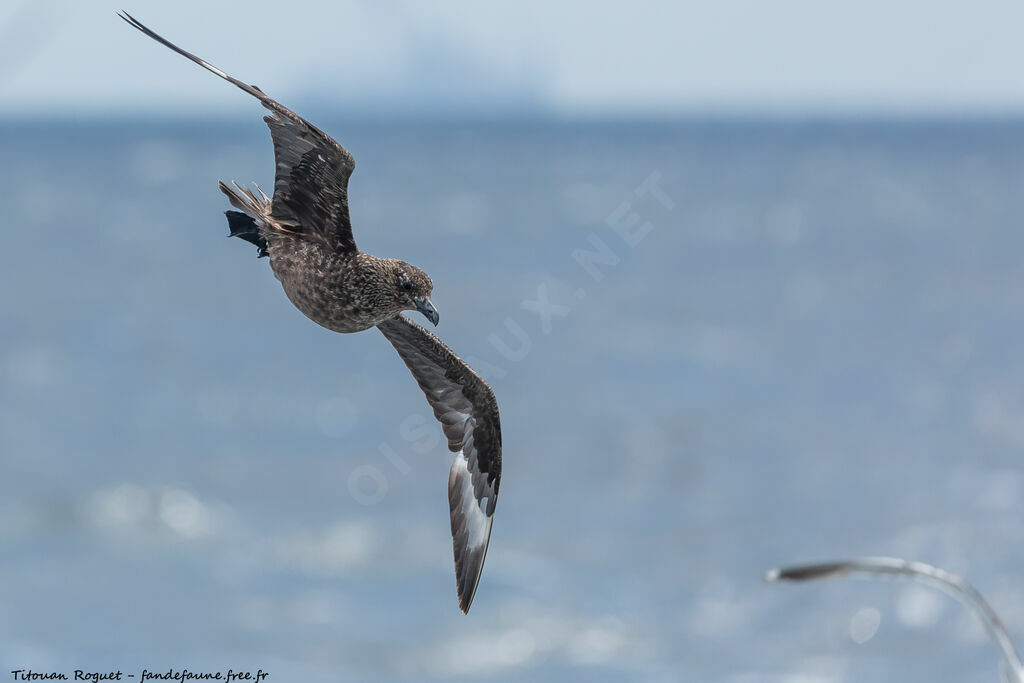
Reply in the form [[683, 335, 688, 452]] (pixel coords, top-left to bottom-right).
[[119, 12, 501, 613]]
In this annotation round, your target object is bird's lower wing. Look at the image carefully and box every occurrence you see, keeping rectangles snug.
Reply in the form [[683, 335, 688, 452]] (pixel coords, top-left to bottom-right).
[[377, 314, 502, 613]]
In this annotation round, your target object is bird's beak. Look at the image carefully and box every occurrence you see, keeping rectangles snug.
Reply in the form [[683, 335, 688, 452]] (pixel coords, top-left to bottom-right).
[[414, 297, 440, 326]]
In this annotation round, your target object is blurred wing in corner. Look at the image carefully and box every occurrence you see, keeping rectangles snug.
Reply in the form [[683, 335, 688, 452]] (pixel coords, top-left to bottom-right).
[[377, 314, 502, 613]]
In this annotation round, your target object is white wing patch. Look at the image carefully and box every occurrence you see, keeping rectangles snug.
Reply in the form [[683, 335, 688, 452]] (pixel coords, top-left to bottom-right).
[[449, 451, 493, 551]]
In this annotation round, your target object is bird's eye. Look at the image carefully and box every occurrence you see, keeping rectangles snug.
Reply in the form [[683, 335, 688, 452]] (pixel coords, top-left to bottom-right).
[[401, 279, 413, 292]]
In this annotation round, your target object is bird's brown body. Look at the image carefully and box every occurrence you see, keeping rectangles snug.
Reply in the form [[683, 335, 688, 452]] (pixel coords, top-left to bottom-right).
[[266, 235, 426, 334], [269, 238, 372, 333], [220, 180, 437, 334]]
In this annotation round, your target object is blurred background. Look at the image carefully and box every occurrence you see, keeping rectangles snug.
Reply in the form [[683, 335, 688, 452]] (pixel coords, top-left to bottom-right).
[[4, 1, 1024, 681]]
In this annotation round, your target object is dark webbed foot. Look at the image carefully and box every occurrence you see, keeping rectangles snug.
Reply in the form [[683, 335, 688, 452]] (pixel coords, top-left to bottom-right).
[[225, 210, 269, 258]]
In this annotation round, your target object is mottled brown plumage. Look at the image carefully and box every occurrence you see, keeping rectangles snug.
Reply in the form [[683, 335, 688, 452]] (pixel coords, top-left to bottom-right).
[[121, 12, 501, 613], [225, 198, 436, 333]]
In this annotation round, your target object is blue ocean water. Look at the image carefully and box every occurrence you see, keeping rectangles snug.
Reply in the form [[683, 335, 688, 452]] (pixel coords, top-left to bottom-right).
[[2, 118, 1024, 682]]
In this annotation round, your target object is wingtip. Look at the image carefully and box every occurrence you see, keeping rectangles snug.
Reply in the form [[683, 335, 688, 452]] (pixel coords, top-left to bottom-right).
[[117, 10, 139, 28], [765, 561, 851, 582], [118, 11, 156, 39], [456, 559, 476, 613], [453, 538, 489, 614], [449, 457, 494, 615]]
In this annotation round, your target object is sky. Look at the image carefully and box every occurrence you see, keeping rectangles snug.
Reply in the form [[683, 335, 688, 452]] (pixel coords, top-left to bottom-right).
[[4, 0, 1024, 117]]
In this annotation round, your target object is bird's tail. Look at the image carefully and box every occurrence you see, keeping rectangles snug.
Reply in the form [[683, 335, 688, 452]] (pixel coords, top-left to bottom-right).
[[219, 180, 270, 219], [220, 181, 272, 257]]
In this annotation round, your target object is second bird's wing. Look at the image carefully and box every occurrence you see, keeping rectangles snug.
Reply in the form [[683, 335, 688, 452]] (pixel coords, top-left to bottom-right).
[[377, 314, 502, 613], [120, 12, 358, 252]]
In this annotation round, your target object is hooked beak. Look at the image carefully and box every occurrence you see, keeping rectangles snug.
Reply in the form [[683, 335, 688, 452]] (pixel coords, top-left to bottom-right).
[[414, 297, 440, 326]]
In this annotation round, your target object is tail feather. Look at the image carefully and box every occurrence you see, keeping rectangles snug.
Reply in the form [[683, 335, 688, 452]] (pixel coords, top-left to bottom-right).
[[219, 180, 274, 258], [219, 180, 268, 217]]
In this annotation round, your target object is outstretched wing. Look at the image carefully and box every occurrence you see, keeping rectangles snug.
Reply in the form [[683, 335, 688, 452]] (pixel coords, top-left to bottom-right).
[[377, 315, 502, 613], [119, 12, 357, 252]]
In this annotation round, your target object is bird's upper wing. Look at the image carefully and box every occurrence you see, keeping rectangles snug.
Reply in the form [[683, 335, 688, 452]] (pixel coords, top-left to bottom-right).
[[377, 315, 502, 613], [119, 12, 357, 252]]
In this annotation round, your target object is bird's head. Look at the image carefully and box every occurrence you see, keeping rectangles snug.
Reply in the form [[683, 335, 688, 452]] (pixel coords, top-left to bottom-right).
[[389, 260, 438, 326]]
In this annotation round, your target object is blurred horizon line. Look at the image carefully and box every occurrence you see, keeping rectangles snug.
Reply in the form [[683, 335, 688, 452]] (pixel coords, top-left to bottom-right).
[[7, 108, 1024, 127]]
